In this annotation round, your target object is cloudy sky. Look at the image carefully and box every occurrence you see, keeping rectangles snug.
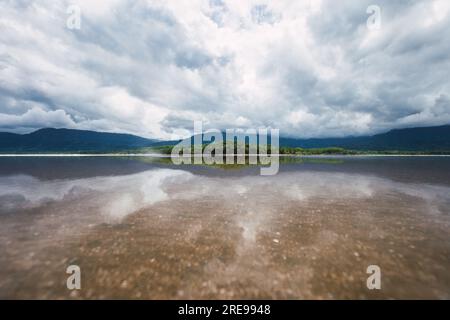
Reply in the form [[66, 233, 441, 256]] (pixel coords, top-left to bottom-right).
[[0, 0, 449, 139]]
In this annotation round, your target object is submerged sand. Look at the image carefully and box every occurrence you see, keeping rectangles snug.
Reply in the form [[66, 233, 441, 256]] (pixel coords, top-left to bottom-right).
[[0, 158, 449, 299]]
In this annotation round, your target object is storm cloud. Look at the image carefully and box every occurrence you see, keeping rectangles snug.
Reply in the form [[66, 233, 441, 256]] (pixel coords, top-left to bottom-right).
[[0, 0, 449, 139]]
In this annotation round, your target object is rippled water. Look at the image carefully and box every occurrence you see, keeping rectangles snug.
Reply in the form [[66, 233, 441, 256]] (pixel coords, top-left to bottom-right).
[[0, 156, 449, 299]]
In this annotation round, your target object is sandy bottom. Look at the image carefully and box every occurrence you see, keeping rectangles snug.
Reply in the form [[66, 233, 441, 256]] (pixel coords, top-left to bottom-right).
[[0, 168, 449, 299]]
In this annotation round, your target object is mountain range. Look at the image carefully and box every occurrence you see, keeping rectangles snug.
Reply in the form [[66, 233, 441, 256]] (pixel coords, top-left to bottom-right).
[[0, 125, 449, 153], [0, 128, 157, 152]]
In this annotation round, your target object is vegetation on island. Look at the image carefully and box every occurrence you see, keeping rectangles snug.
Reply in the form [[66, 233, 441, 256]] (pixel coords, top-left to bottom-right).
[[145, 143, 450, 156]]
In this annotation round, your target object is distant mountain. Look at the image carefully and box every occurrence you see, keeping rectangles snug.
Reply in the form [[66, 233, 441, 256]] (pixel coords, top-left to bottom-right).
[[0, 125, 449, 153], [0, 128, 158, 152], [278, 125, 450, 151], [178, 125, 450, 152]]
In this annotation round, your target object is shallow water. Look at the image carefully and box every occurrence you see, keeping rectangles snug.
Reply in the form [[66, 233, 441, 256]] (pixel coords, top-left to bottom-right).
[[0, 156, 449, 299]]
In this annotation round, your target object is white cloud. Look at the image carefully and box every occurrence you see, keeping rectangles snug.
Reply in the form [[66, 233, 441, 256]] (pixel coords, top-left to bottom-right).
[[0, 107, 75, 131], [0, 0, 449, 139]]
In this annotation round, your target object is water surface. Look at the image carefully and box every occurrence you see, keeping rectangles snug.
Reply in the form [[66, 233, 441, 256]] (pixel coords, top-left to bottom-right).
[[0, 156, 449, 299]]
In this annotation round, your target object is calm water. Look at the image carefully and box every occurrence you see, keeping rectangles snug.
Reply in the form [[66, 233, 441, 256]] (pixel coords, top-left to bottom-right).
[[0, 156, 449, 299]]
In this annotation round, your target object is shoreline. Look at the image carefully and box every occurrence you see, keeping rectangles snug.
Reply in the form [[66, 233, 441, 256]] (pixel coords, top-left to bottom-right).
[[0, 154, 450, 158]]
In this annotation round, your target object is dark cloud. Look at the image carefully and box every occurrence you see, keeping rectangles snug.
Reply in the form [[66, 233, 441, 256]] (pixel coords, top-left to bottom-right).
[[0, 0, 449, 139]]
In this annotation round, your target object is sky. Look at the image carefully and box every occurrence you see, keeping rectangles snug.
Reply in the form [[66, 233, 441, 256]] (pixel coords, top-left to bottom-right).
[[0, 0, 449, 139]]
